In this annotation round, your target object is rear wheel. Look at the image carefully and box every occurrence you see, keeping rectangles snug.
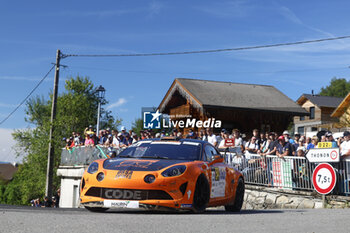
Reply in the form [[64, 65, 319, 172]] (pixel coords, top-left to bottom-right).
[[225, 177, 245, 212], [192, 174, 210, 213], [85, 206, 109, 212]]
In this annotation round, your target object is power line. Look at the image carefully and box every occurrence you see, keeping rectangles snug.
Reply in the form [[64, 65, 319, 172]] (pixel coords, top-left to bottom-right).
[[62, 35, 350, 58], [0, 64, 56, 126], [66, 65, 349, 75]]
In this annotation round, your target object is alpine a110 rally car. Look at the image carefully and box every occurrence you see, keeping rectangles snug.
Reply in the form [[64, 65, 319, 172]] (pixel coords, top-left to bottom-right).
[[80, 137, 245, 213]]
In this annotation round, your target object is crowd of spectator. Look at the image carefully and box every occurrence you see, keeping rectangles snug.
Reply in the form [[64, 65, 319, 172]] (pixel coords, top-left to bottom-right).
[[30, 189, 60, 208], [192, 128, 349, 159], [63, 125, 350, 160]]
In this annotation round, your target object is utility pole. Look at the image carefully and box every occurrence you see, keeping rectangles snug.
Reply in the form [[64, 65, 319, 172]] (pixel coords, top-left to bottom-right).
[[45, 49, 61, 201]]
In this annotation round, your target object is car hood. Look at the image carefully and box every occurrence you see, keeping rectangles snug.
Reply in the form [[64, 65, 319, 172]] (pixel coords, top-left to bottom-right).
[[103, 158, 191, 171]]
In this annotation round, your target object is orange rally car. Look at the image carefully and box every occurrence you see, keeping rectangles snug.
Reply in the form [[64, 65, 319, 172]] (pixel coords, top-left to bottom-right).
[[80, 138, 244, 213]]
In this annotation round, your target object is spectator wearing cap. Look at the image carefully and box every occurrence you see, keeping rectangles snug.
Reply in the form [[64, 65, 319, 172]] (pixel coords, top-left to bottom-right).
[[85, 125, 95, 136], [120, 126, 128, 137], [218, 130, 231, 149], [325, 132, 338, 148], [283, 130, 294, 144], [84, 134, 95, 147], [276, 135, 293, 158], [296, 146, 306, 157]]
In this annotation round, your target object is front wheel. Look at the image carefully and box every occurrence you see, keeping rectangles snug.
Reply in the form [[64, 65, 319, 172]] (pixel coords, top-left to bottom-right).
[[192, 174, 210, 213], [225, 177, 245, 212]]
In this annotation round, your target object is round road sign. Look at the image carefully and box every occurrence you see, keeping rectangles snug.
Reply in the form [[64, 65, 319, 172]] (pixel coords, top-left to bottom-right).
[[312, 163, 336, 195]]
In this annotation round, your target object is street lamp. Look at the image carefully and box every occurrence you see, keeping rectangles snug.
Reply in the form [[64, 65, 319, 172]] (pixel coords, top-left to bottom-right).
[[95, 85, 105, 136]]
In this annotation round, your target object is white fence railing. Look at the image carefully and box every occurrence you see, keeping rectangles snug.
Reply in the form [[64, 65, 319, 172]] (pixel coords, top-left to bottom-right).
[[220, 148, 350, 195]]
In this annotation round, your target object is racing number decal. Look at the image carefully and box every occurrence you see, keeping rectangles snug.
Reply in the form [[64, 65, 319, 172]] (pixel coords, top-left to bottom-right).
[[211, 167, 226, 198]]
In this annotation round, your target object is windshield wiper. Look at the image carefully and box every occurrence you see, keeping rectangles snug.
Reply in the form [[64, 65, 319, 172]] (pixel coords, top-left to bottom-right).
[[141, 155, 169, 160]]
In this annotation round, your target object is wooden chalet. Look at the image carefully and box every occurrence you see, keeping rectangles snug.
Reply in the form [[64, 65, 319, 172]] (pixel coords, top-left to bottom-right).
[[158, 78, 308, 135]]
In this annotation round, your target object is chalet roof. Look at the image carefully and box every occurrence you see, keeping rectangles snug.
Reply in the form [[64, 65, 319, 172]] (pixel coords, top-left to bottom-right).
[[331, 92, 350, 117], [159, 78, 308, 115], [296, 94, 343, 108]]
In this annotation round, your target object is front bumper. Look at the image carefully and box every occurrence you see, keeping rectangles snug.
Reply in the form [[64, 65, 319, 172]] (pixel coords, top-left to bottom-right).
[[82, 200, 192, 211]]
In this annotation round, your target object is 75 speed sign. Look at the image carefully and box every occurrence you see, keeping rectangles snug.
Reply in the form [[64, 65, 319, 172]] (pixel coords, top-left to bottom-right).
[[312, 163, 337, 195]]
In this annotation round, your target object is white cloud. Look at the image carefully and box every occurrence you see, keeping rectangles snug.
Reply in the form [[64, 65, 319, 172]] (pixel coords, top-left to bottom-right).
[[0, 128, 24, 163], [279, 6, 335, 38], [107, 98, 127, 110]]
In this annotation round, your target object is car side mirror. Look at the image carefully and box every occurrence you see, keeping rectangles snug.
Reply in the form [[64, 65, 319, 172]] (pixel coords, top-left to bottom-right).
[[209, 155, 224, 166], [211, 155, 222, 161]]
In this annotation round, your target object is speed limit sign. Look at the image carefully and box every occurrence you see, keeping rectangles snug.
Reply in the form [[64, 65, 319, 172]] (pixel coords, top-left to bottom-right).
[[312, 163, 337, 195]]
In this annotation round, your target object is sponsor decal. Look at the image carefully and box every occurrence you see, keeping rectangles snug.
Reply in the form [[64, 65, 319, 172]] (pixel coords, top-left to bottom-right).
[[117, 160, 158, 169], [115, 170, 133, 179], [187, 190, 192, 200], [210, 167, 226, 198], [181, 204, 193, 208], [104, 189, 142, 200], [104, 200, 139, 208]]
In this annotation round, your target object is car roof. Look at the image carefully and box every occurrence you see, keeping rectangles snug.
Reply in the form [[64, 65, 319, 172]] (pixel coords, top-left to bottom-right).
[[139, 137, 207, 146]]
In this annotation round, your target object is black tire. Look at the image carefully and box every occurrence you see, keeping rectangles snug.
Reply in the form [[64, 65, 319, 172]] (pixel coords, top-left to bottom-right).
[[192, 174, 210, 213], [85, 206, 109, 212], [225, 177, 245, 212]]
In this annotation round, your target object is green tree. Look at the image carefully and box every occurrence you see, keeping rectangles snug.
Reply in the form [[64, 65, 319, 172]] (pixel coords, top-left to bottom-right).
[[131, 118, 144, 136], [319, 77, 350, 98], [0, 76, 121, 205]]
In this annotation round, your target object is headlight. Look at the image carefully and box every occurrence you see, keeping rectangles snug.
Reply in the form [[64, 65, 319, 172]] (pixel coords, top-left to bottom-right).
[[96, 172, 105, 182], [161, 165, 186, 177], [144, 174, 156, 184], [87, 162, 99, 174]]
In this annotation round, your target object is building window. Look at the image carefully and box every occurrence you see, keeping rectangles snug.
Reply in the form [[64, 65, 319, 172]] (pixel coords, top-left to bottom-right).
[[300, 116, 305, 121], [311, 127, 318, 131], [297, 127, 304, 135], [309, 107, 315, 119]]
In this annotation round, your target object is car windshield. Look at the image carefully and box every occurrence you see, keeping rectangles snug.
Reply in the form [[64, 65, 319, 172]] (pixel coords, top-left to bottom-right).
[[118, 140, 201, 161]]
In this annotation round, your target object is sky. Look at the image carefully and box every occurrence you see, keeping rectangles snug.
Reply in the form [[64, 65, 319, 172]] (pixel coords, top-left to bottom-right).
[[1, 0, 350, 162]]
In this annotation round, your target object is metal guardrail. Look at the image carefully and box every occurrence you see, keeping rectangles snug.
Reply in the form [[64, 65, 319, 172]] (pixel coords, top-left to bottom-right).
[[221, 148, 350, 195], [60, 146, 121, 166]]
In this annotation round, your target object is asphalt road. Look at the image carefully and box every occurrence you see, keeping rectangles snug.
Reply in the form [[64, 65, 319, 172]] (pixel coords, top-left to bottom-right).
[[1, 205, 350, 233]]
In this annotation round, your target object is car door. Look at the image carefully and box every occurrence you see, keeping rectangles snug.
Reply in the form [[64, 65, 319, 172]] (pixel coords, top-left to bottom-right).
[[204, 144, 227, 203]]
